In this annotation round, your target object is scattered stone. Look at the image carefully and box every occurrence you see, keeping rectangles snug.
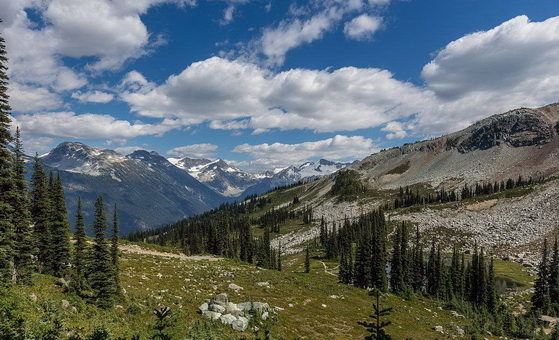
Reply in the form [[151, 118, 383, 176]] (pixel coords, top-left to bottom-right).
[[228, 283, 244, 292], [329, 295, 339, 299], [202, 311, 222, 321], [29, 293, 37, 303], [252, 302, 270, 313], [56, 278, 69, 288], [210, 293, 229, 307], [61, 300, 71, 310], [237, 302, 252, 311], [456, 326, 465, 336], [433, 326, 444, 333], [262, 311, 269, 321], [321, 304, 327, 308], [451, 311, 465, 318], [288, 303, 294, 308], [256, 282, 270, 287], [275, 306, 285, 311]]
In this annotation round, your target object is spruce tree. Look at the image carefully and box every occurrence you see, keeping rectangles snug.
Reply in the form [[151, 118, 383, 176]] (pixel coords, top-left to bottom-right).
[[0, 18, 14, 286], [30, 155, 52, 273], [277, 242, 282, 272], [111, 204, 120, 290], [12, 127, 33, 284], [486, 257, 497, 313], [549, 236, 559, 306], [426, 241, 437, 296], [73, 197, 87, 292], [49, 172, 71, 276], [532, 238, 551, 314], [88, 195, 116, 308]]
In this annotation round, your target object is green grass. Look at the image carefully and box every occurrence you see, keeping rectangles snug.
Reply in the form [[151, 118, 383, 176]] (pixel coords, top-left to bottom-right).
[[7, 244, 535, 339]]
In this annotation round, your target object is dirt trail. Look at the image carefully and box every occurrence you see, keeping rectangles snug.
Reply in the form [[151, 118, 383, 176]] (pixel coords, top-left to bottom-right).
[[119, 244, 221, 261]]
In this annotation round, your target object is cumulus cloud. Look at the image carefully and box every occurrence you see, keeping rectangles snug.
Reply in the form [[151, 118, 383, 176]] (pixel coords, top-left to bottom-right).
[[122, 56, 425, 132], [114, 146, 147, 155], [232, 135, 376, 169], [8, 83, 63, 113], [344, 14, 382, 40], [72, 90, 115, 103], [244, 0, 392, 66], [21, 137, 57, 156], [1, 0, 191, 113], [381, 121, 411, 140], [13, 112, 178, 140], [166, 144, 219, 158]]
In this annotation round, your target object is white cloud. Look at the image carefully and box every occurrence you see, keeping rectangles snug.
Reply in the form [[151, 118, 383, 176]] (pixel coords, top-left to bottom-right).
[[13, 112, 178, 140], [233, 135, 376, 169], [209, 119, 250, 130], [416, 15, 559, 135], [166, 144, 219, 158], [344, 14, 382, 40], [381, 121, 407, 139], [122, 56, 425, 132], [244, 0, 391, 66], [72, 90, 115, 103], [21, 137, 57, 156], [114, 146, 147, 155], [8, 83, 63, 113]]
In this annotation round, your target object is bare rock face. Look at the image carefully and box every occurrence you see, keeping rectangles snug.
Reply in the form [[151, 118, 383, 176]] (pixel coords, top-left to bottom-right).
[[456, 109, 554, 153]]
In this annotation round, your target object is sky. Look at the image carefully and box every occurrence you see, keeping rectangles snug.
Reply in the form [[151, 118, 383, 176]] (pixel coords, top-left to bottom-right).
[[1, 0, 558, 172]]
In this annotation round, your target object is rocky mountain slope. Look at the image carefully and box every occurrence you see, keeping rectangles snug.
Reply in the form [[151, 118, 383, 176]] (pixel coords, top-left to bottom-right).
[[37, 142, 228, 234], [357, 103, 559, 190]]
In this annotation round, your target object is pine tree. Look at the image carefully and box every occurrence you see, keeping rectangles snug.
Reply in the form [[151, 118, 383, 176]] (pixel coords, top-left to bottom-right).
[[362, 289, 393, 340], [73, 197, 87, 292], [30, 155, 52, 273], [305, 246, 310, 273], [11, 127, 33, 284], [277, 242, 282, 272], [549, 236, 559, 306], [111, 204, 121, 292], [426, 241, 437, 296], [411, 227, 424, 292], [390, 224, 402, 293], [88, 195, 116, 308], [0, 19, 15, 286], [532, 238, 551, 314], [49, 172, 71, 276], [486, 257, 497, 313]]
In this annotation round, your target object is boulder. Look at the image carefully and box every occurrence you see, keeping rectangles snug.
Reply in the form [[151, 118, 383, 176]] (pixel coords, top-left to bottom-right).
[[433, 326, 444, 333], [226, 302, 242, 315], [261, 311, 269, 321], [220, 313, 237, 325], [456, 326, 465, 336], [252, 302, 270, 313], [209, 304, 226, 313], [232, 317, 248, 331], [210, 293, 229, 307], [202, 311, 222, 321], [237, 302, 252, 311], [199, 303, 208, 313]]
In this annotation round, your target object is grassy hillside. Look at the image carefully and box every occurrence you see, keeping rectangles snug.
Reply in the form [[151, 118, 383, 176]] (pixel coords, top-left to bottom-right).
[[4, 243, 534, 339]]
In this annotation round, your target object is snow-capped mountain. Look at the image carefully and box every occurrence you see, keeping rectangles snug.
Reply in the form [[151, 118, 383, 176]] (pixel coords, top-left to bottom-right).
[[37, 142, 228, 234], [239, 159, 355, 197], [169, 157, 265, 197]]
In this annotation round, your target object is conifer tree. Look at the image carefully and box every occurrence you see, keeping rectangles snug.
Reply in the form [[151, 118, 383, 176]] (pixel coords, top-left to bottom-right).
[[486, 257, 497, 313], [426, 241, 437, 296], [11, 127, 33, 284], [111, 204, 120, 287], [532, 238, 551, 314], [390, 224, 403, 293], [73, 197, 87, 292], [411, 227, 424, 292], [30, 155, 52, 273], [362, 289, 393, 340], [549, 236, 559, 305], [305, 245, 310, 273], [88, 195, 116, 308], [49, 172, 71, 276], [277, 242, 282, 272], [0, 18, 14, 286]]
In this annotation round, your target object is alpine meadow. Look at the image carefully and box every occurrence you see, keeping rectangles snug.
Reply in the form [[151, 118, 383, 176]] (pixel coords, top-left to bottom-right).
[[2, 1, 559, 339]]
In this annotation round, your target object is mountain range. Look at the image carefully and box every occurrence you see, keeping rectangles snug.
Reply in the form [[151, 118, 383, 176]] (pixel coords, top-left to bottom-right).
[[31, 142, 353, 233]]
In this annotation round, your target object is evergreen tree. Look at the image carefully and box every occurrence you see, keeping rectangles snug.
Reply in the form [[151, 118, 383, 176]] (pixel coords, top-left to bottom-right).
[[362, 289, 393, 340], [486, 257, 497, 313], [305, 246, 310, 273], [411, 227, 424, 292], [390, 224, 403, 293], [0, 19, 15, 286], [277, 242, 282, 272], [88, 195, 117, 308], [73, 197, 87, 292], [532, 238, 551, 314], [49, 172, 71, 276], [111, 204, 120, 291], [549, 236, 559, 307], [11, 127, 33, 284], [426, 241, 437, 296], [30, 155, 52, 273], [450, 245, 461, 299]]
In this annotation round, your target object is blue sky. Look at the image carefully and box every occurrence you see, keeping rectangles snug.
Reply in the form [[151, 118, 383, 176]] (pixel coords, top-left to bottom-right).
[[1, 0, 559, 172]]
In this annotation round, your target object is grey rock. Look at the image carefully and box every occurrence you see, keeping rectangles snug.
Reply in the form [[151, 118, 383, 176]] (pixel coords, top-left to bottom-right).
[[232, 317, 248, 331], [210, 293, 229, 307], [202, 311, 222, 321], [220, 313, 237, 325], [199, 302, 208, 313], [29, 293, 38, 303], [209, 304, 226, 313], [261, 311, 269, 321], [237, 302, 252, 311], [433, 326, 444, 333], [252, 302, 270, 313], [456, 326, 465, 336], [56, 278, 69, 287], [61, 300, 71, 310], [228, 283, 243, 291]]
